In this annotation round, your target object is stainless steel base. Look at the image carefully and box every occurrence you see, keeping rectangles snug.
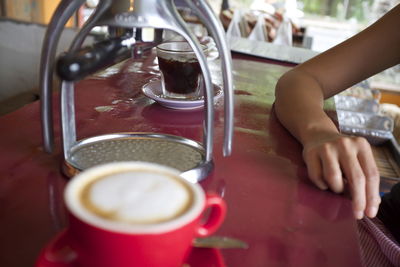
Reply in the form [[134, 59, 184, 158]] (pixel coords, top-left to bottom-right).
[[62, 133, 213, 183]]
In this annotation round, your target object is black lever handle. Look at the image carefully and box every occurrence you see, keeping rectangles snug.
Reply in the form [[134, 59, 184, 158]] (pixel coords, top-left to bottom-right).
[[56, 36, 133, 81]]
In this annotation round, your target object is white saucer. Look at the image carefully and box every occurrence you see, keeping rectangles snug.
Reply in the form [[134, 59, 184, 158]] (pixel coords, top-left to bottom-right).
[[142, 80, 223, 110]]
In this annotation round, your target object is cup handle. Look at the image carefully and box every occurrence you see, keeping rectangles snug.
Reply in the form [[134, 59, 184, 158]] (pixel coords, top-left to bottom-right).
[[195, 193, 227, 237]]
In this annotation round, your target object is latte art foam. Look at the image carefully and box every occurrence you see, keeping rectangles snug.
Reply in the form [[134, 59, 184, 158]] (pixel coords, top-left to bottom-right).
[[80, 170, 192, 224]]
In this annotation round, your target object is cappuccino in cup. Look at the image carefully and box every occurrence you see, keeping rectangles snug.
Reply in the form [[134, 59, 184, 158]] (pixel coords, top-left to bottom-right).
[[79, 169, 192, 225], [63, 162, 226, 267], [66, 162, 204, 233]]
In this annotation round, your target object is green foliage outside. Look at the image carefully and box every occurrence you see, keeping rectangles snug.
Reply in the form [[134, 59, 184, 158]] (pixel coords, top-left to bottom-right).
[[300, 0, 374, 22], [225, 0, 375, 22]]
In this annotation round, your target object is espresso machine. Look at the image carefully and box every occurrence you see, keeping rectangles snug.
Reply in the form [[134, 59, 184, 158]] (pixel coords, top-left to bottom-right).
[[40, 0, 234, 183]]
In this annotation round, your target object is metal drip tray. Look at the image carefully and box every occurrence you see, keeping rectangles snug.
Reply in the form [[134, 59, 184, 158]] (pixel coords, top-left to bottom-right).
[[63, 133, 211, 182]]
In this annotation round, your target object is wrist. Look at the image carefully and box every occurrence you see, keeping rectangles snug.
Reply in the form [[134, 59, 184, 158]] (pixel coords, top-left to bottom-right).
[[299, 118, 341, 147]]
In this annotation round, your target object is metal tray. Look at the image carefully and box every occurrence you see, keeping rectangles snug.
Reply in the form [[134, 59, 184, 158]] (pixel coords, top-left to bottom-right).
[[334, 95, 380, 113], [337, 110, 394, 145], [62, 133, 213, 183]]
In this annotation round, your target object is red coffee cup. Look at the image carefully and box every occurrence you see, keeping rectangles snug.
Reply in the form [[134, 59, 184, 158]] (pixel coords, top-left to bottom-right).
[[38, 162, 226, 267]]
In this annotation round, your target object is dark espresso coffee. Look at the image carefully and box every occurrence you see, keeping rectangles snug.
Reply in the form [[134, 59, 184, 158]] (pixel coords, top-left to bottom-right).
[[156, 42, 207, 98], [158, 57, 202, 95]]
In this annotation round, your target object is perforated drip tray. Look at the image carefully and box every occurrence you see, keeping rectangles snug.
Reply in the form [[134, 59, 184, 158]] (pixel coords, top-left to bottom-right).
[[62, 133, 212, 182]]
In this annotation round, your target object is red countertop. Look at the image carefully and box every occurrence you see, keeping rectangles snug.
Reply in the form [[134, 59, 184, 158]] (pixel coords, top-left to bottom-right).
[[0, 52, 362, 267]]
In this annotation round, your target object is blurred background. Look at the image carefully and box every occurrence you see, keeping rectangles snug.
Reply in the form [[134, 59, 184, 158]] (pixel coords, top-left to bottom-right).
[[0, 0, 399, 115]]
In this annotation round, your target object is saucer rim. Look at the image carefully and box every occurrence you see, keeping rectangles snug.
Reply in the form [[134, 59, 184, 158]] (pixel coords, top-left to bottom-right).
[[142, 80, 222, 110], [35, 229, 224, 267]]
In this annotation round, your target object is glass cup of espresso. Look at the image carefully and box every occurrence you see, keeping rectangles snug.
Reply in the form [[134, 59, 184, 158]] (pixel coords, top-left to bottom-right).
[[52, 162, 226, 267], [156, 41, 208, 99]]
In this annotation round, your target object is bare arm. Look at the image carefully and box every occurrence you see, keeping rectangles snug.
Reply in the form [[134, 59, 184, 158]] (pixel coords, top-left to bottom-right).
[[274, 4, 400, 219]]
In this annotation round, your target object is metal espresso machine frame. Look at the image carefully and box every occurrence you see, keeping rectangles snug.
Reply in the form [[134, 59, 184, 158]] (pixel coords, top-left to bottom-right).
[[39, 0, 233, 183]]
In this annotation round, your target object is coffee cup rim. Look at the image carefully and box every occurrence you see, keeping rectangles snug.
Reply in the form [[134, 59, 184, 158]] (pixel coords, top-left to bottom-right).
[[156, 41, 207, 54], [65, 161, 205, 234]]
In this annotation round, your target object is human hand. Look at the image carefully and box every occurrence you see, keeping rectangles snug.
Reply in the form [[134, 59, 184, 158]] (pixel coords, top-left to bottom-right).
[[302, 133, 381, 219]]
